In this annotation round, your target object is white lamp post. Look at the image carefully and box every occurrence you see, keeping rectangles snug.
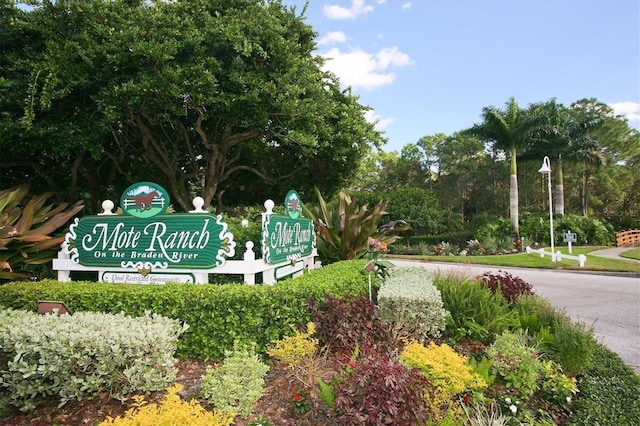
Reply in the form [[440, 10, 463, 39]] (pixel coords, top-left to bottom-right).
[[538, 156, 555, 262]]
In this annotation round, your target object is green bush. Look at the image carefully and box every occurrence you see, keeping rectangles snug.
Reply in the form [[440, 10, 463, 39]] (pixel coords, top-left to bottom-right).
[[512, 295, 597, 375], [569, 343, 640, 425], [487, 330, 543, 399], [512, 294, 562, 334], [543, 319, 597, 376], [200, 345, 270, 418], [377, 267, 449, 343], [433, 273, 519, 342], [0, 309, 184, 412], [0, 260, 370, 360]]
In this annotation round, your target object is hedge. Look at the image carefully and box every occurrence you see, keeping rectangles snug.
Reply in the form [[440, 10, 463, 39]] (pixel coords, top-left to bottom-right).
[[0, 260, 370, 360]]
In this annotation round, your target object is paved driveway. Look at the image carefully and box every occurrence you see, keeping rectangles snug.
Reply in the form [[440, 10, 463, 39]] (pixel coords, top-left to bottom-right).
[[390, 259, 640, 373]]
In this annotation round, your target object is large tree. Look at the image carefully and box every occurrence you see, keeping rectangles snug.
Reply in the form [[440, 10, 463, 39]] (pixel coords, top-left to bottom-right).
[[1, 0, 382, 211], [526, 99, 604, 216], [468, 98, 540, 239]]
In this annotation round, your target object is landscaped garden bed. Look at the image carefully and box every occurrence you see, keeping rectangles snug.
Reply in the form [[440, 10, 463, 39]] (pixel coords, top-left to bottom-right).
[[0, 261, 638, 425]]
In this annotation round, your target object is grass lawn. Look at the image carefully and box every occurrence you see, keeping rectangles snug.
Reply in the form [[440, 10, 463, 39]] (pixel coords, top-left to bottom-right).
[[389, 246, 640, 274], [620, 247, 640, 261]]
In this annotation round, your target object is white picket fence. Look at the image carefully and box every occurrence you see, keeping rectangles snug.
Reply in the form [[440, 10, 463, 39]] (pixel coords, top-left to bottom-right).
[[525, 246, 586, 267]]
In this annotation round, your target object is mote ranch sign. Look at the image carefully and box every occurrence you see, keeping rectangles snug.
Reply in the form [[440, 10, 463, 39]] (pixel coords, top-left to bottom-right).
[[63, 182, 235, 271], [54, 184, 318, 284], [262, 190, 315, 265]]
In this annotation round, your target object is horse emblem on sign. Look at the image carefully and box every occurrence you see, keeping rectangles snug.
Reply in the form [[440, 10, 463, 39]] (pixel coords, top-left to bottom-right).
[[121, 183, 169, 218]]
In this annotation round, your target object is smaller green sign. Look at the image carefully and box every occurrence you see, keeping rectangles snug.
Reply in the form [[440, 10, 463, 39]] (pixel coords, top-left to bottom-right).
[[262, 214, 314, 265]]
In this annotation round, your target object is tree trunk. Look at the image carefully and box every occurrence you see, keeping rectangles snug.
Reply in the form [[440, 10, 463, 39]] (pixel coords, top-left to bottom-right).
[[509, 147, 519, 238], [581, 169, 589, 216], [555, 155, 565, 216]]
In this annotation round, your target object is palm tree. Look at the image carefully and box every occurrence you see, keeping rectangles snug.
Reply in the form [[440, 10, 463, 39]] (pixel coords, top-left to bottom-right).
[[526, 99, 604, 216], [469, 98, 539, 239]]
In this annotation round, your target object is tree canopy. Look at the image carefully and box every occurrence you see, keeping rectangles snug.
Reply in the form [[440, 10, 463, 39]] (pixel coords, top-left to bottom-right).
[[0, 0, 383, 212]]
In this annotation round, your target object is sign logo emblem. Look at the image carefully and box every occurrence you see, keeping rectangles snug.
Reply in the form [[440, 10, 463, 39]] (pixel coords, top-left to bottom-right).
[[285, 190, 302, 219], [120, 182, 169, 218]]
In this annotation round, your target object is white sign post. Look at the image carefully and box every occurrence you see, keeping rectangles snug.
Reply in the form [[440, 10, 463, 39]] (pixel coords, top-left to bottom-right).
[[563, 231, 577, 254]]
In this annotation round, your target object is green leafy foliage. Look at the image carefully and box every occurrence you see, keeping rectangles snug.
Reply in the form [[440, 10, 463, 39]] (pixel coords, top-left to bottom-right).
[[303, 187, 408, 264], [487, 330, 543, 399], [200, 345, 269, 418], [0, 309, 184, 412], [2, 0, 382, 211], [0, 185, 83, 281], [377, 267, 449, 343], [542, 319, 597, 376], [433, 273, 519, 342], [570, 343, 640, 425], [357, 185, 445, 236], [0, 260, 369, 361]]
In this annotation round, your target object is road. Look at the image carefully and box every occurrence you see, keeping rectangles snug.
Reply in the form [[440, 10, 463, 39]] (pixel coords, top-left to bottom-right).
[[390, 259, 640, 373]]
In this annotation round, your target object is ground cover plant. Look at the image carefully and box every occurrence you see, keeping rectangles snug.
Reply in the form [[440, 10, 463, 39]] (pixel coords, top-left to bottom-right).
[[0, 264, 638, 425]]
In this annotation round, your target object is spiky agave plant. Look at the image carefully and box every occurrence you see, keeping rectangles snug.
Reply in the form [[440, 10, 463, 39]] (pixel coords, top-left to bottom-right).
[[302, 187, 409, 264], [0, 185, 84, 281]]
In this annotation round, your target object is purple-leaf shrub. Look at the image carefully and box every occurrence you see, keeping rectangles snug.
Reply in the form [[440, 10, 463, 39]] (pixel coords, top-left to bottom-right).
[[478, 270, 533, 304], [333, 349, 435, 425], [309, 292, 394, 357]]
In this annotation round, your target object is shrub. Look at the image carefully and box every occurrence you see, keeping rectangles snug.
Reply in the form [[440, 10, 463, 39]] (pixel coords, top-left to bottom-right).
[[302, 188, 408, 264], [433, 273, 519, 342], [512, 294, 561, 334], [486, 330, 542, 399], [543, 319, 597, 376], [267, 322, 318, 369], [377, 267, 449, 343], [0, 308, 185, 412], [309, 292, 393, 357], [99, 384, 234, 426], [332, 349, 434, 425], [570, 343, 640, 425], [0, 185, 83, 281], [0, 260, 370, 361], [400, 341, 487, 420], [200, 345, 270, 418], [267, 322, 322, 389], [475, 218, 511, 242], [478, 270, 533, 305], [538, 360, 578, 410]]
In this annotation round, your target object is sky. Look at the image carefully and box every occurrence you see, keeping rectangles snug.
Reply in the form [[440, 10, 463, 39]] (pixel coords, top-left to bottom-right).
[[285, 0, 640, 152]]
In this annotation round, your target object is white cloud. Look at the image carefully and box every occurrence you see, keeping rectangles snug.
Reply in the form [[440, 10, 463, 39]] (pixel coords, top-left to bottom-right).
[[608, 101, 640, 123], [402, 2, 412, 11], [365, 110, 394, 131], [317, 31, 347, 46], [323, 0, 374, 20], [321, 46, 413, 90]]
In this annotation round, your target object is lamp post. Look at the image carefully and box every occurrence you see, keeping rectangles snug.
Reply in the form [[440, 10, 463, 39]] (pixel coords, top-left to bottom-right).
[[538, 156, 555, 262]]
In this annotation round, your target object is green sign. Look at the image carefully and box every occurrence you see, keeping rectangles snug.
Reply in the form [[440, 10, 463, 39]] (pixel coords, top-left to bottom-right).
[[63, 182, 235, 270], [262, 190, 314, 265]]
